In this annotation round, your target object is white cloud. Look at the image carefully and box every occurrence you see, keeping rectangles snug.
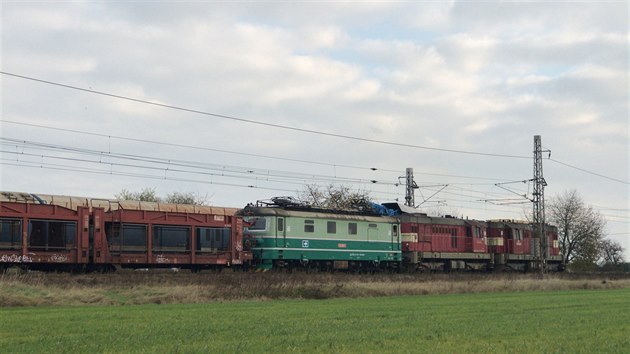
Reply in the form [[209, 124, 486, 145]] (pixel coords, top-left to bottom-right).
[[403, 1, 455, 31], [298, 25, 349, 49]]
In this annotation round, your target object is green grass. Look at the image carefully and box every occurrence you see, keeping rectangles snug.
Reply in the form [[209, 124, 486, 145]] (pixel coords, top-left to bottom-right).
[[1, 288, 629, 353]]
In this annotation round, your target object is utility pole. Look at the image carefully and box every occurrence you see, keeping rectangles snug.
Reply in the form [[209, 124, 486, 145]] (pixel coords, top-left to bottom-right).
[[532, 135, 549, 275], [405, 168, 418, 207]]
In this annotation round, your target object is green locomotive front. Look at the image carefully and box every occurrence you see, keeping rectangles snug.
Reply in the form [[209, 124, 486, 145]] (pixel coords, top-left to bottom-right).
[[241, 202, 401, 271]]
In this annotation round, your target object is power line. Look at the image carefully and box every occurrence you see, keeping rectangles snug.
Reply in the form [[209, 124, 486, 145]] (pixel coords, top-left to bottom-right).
[[4, 134, 626, 219], [0, 148, 386, 189], [0, 146, 531, 211], [0, 160, 296, 193], [1, 157, 406, 202], [3, 72, 627, 186], [0, 119, 396, 173], [2, 137, 540, 204], [410, 172, 509, 183], [1, 120, 530, 183], [3, 137, 537, 206], [0, 71, 531, 159], [549, 158, 629, 185], [1, 153, 575, 217], [5, 71, 627, 209], [1, 137, 398, 186]]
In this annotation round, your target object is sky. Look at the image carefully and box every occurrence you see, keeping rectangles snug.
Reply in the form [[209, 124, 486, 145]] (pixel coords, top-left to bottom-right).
[[1, 1, 628, 258]]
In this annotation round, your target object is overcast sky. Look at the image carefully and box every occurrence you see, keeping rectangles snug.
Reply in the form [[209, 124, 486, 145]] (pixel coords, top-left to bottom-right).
[[1, 1, 628, 257]]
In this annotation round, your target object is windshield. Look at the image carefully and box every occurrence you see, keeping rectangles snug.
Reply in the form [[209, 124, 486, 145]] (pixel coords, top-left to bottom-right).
[[244, 217, 268, 232]]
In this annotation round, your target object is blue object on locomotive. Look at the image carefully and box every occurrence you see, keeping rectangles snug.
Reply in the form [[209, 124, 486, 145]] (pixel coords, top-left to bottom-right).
[[370, 203, 398, 216]]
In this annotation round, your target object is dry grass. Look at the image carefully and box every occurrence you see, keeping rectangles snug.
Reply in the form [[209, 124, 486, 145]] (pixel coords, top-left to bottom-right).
[[1, 270, 629, 307]]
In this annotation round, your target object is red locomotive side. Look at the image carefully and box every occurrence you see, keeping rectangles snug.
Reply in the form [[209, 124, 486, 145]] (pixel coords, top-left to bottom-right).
[[487, 220, 533, 255], [486, 221, 564, 271], [545, 225, 564, 270], [398, 212, 491, 271]]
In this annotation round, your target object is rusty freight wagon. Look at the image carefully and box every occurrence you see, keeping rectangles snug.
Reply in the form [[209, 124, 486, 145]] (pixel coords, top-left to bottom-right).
[[0, 192, 91, 271], [0, 192, 253, 272], [93, 200, 252, 271]]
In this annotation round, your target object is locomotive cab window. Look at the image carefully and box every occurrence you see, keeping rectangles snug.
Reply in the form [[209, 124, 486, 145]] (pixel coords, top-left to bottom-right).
[[304, 220, 314, 233], [348, 223, 357, 235], [244, 217, 268, 232], [392, 225, 399, 237]]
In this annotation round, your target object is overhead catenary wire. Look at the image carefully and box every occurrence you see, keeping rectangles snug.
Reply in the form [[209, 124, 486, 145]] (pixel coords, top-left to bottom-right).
[[0, 149, 385, 188], [0, 71, 530, 159], [4, 156, 628, 222], [0, 137, 399, 186], [0, 157, 530, 216], [0, 139, 531, 208], [3, 128, 627, 218], [2, 143, 395, 188], [0, 160, 296, 193], [0, 121, 529, 183], [1, 138, 541, 207], [13, 136, 623, 214], [0, 119, 382, 172], [548, 158, 629, 185]]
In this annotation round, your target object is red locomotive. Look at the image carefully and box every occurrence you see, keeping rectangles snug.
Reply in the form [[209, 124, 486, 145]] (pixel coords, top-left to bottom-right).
[[385, 202, 563, 272]]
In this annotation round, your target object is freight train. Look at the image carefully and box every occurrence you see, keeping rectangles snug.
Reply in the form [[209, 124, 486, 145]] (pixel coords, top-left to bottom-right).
[[0, 192, 564, 273]]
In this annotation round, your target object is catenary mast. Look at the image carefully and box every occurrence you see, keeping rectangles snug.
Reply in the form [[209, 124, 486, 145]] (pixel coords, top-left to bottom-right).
[[405, 168, 418, 207], [532, 135, 549, 274]]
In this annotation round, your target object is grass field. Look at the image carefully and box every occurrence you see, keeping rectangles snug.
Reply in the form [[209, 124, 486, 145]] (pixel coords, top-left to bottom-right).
[[2, 271, 630, 306], [1, 288, 629, 353]]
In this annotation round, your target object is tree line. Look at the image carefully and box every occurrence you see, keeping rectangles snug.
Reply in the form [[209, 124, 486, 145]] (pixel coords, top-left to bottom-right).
[[115, 188, 208, 205]]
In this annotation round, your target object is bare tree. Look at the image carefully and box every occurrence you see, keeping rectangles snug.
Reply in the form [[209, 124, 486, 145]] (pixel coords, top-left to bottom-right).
[[548, 190, 606, 266], [297, 184, 372, 210], [599, 239, 625, 265], [116, 189, 208, 205], [164, 192, 209, 205], [116, 187, 161, 202], [422, 205, 461, 218]]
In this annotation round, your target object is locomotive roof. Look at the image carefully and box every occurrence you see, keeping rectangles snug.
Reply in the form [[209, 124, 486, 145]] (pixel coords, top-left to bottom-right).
[[398, 213, 469, 226], [486, 219, 533, 228], [0, 191, 238, 216], [381, 202, 422, 215], [241, 205, 398, 223]]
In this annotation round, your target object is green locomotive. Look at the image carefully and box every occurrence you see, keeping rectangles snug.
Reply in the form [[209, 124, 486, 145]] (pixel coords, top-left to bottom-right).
[[241, 198, 401, 271]]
